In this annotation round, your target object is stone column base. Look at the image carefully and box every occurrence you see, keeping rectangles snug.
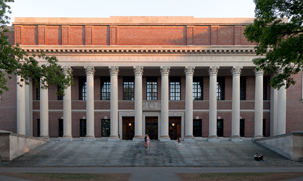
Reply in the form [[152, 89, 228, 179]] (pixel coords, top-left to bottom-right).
[[133, 135, 144, 142], [60, 136, 73, 141], [84, 136, 95, 141], [108, 135, 120, 142], [184, 135, 195, 142], [39, 136, 49, 140], [208, 138, 220, 142], [254, 135, 263, 139], [230, 138, 243, 142], [160, 135, 170, 142]]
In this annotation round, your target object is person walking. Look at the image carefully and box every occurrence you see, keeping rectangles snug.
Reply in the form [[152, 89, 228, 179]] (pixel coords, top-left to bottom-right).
[[178, 138, 181, 149], [146, 135, 150, 149], [144, 134, 147, 148]]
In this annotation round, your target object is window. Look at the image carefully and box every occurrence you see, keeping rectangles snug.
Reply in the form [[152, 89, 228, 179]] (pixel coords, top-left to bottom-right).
[[36, 83, 40, 100], [240, 77, 246, 100], [217, 77, 225, 100], [101, 119, 110, 137], [240, 119, 245, 137], [170, 77, 181, 100], [101, 77, 111, 100], [123, 77, 134, 100], [146, 77, 158, 100], [57, 85, 63, 100], [193, 119, 202, 137], [58, 119, 63, 137], [79, 76, 87, 100], [263, 76, 267, 100], [193, 77, 203, 100], [80, 119, 86, 137]]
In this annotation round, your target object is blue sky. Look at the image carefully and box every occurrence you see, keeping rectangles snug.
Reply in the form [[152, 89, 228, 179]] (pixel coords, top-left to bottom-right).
[[9, 0, 255, 23]]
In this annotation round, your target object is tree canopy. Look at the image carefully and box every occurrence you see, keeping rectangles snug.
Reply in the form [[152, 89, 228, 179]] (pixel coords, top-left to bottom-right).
[[244, 0, 303, 89], [0, 0, 72, 96]]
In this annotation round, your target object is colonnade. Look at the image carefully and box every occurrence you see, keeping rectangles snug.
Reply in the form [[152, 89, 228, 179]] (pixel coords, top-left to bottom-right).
[[16, 66, 287, 140]]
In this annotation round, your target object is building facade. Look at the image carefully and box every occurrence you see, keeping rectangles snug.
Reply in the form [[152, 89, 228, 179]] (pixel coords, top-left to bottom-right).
[[1, 17, 302, 141]]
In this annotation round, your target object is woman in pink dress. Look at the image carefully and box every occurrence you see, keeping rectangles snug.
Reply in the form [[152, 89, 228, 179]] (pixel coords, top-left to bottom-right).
[[146, 135, 150, 149]]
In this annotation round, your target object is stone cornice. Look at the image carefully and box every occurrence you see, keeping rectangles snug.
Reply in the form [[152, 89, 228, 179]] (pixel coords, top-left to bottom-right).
[[20, 45, 257, 55]]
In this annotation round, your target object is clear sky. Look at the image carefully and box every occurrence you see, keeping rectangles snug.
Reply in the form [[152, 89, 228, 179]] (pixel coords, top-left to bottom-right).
[[8, 0, 255, 23]]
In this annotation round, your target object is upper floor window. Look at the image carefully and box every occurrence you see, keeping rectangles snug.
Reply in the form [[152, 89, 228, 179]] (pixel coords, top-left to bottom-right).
[[263, 76, 267, 100], [36, 83, 40, 100], [79, 76, 87, 100], [57, 85, 63, 100], [170, 77, 181, 100], [240, 76, 246, 100], [101, 77, 111, 100], [123, 76, 134, 100], [217, 77, 225, 100], [193, 77, 203, 100], [146, 77, 158, 100]]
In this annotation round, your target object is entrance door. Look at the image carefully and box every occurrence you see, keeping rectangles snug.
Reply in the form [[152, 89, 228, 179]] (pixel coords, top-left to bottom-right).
[[145, 117, 158, 140], [80, 119, 86, 137], [59, 119, 63, 137], [193, 119, 202, 137], [123, 117, 135, 140], [240, 119, 245, 137], [169, 117, 181, 140], [217, 119, 223, 137]]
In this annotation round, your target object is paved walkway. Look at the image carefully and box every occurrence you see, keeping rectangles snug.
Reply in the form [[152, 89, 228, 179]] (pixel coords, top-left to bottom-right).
[[2, 140, 302, 167], [1, 167, 303, 181]]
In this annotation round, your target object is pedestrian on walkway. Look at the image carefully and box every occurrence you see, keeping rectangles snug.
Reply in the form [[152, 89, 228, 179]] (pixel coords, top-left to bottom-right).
[[259, 153, 264, 161], [178, 138, 181, 149], [144, 134, 147, 148], [146, 135, 150, 149]]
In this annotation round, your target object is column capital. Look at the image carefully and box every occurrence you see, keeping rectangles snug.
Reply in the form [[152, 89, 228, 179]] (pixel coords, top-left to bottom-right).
[[231, 66, 243, 76], [133, 66, 144, 75], [109, 66, 119, 75], [84, 66, 95, 75], [160, 66, 170, 76], [185, 66, 195, 76], [62, 66, 73, 75], [208, 66, 219, 76], [254, 68, 264, 76]]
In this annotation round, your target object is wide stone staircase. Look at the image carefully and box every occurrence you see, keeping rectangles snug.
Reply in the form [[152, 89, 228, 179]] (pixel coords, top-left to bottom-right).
[[2, 140, 303, 167]]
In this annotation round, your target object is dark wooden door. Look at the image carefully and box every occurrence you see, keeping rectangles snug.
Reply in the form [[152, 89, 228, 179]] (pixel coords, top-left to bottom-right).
[[59, 119, 63, 137], [123, 117, 135, 140], [263, 119, 266, 137], [217, 119, 224, 137], [240, 119, 245, 137], [145, 117, 158, 140], [37, 119, 40, 137], [80, 119, 86, 137], [169, 117, 181, 140], [193, 119, 202, 137]]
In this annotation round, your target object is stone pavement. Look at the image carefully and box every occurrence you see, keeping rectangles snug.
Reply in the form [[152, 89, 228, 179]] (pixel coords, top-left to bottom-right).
[[1, 167, 303, 181], [1, 140, 302, 167]]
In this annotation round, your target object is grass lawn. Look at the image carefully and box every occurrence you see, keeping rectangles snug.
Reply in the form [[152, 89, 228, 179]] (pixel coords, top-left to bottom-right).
[[0, 173, 131, 181], [177, 172, 303, 181]]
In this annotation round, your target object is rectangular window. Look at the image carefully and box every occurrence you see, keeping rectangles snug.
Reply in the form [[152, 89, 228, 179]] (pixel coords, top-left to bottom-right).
[[57, 85, 63, 100], [123, 76, 134, 100], [193, 77, 203, 100], [101, 119, 110, 137], [36, 83, 40, 100], [146, 77, 158, 100], [263, 76, 267, 100], [170, 77, 181, 100], [193, 119, 202, 137], [101, 77, 111, 100], [217, 77, 225, 100], [79, 76, 87, 100], [240, 76, 246, 100]]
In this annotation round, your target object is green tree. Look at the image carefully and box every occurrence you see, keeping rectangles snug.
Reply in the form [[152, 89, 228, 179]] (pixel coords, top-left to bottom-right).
[[244, 0, 303, 89], [0, 0, 72, 96]]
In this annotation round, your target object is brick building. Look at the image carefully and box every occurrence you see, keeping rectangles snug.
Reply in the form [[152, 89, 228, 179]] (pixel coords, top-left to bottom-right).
[[0, 17, 302, 141]]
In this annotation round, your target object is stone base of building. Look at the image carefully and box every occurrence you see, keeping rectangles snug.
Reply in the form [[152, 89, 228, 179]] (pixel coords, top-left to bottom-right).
[[39, 136, 49, 140], [133, 135, 144, 142], [184, 135, 195, 142], [230, 138, 243, 142], [84, 136, 95, 141], [208, 138, 220, 142], [108, 135, 120, 142], [254, 135, 263, 139], [159, 135, 170, 142], [59, 136, 73, 141]]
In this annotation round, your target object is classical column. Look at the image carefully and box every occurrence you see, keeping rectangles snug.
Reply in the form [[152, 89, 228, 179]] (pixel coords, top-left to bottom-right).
[[208, 66, 219, 140], [254, 69, 264, 138], [61, 66, 73, 141], [108, 66, 120, 141], [133, 66, 144, 141], [85, 66, 95, 141], [40, 77, 49, 138], [231, 66, 242, 140], [270, 84, 279, 136], [17, 75, 26, 135], [160, 66, 170, 141], [277, 68, 286, 135], [25, 79, 33, 136], [184, 66, 195, 141]]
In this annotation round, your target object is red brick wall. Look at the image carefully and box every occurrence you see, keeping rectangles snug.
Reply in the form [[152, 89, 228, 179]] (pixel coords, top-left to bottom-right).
[[45, 26, 62, 45], [22, 26, 37, 45], [92, 26, 108, 45], [194, 26, 211, 45], [69, 26, 84, 45]]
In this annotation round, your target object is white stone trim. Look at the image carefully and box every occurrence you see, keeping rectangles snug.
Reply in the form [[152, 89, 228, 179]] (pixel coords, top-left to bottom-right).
[[32, 109, 271, 112]]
